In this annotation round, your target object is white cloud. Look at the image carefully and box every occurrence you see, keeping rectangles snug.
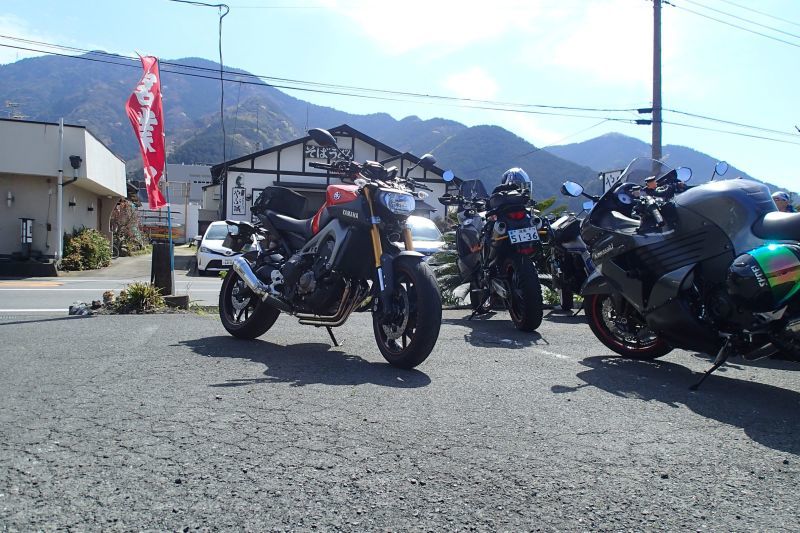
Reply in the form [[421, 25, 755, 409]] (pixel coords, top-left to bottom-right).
[[330, 0, 543, 55], [522, 1, 660, 86], [442, 67, 499, 101]]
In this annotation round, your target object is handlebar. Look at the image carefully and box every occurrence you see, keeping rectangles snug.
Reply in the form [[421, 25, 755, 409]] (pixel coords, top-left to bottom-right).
[[641, 195, 665, 227]]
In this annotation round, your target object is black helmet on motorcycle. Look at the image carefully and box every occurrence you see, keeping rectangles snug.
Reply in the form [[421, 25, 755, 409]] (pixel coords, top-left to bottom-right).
[[501, 167, 531, 194]]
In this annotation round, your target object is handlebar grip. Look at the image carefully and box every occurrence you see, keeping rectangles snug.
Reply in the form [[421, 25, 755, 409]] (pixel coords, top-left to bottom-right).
[[643, 197, 665, 227]]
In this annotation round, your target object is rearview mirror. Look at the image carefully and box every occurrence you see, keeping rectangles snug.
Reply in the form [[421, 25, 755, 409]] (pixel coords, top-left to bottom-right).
[[418, 153, 437, 168], [582, 200, 595, 211], [715, 161, 729, 177], [676, 167, 692, 183], [442, 169, 454, 182], [308, 128, 337, 148], [561, 181, 584, 197]]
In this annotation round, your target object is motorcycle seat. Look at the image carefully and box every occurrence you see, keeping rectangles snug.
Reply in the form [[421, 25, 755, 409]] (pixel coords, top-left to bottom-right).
[[266, 211, 313, 238], [752, 212, 800, 241]]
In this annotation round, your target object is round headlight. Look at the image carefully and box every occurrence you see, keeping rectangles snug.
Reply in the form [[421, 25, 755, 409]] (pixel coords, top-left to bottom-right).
[[380, 191, 415, 215]]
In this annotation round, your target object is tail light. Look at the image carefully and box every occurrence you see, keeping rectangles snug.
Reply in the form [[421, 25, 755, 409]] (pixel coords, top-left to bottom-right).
[[507, 210, 526, 221], [518, 246, 536, 255]]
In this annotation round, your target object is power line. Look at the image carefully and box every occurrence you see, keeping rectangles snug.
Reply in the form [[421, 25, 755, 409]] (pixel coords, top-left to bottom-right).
[[1, 38, 798, 149], [664, 108, 800, 138], [0, 34, 640, 115], [664, 1, 800, 48], [663, 120, 800, 145], [716, 0, 800, 29], [681, 0, 800, 40]]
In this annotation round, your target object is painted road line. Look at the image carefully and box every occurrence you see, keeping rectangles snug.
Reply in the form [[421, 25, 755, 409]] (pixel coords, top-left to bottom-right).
[[0, 281, 63, 287], [0, 309, 68, 312]]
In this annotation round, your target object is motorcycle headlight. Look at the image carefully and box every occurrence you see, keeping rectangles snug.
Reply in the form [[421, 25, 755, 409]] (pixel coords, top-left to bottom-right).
[[379, 191, 416, 215]]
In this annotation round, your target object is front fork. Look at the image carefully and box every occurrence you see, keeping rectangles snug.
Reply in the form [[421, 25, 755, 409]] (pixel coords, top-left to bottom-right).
[[365, 188, 405, 313]]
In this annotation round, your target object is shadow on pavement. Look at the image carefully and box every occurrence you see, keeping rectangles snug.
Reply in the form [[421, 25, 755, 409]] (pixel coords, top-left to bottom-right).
[[443, 313, 544, 349], [180, 336, 431, 389], [552, 356, 800, 455]]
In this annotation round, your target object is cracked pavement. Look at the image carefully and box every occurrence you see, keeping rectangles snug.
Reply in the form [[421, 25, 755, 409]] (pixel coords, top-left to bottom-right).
[[1, 309, 798, 531]]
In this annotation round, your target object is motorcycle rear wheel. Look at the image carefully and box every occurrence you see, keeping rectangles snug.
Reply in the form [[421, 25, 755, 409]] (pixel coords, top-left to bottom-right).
[[585, 293, 671, 359], [372, 258, 442, 369], [219, 270, 281, 339], [504, 256, 543, 332]]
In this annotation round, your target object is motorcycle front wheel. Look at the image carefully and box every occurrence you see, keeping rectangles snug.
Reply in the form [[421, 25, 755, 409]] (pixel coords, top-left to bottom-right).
[[585, 293, 671, 359], [503, 256, 543, 332], [372, 257, 442, 369], [219, 269, 281, 339]]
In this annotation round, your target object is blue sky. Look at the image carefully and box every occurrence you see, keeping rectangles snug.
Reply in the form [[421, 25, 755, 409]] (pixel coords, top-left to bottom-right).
[[1, 0, 798, 191]]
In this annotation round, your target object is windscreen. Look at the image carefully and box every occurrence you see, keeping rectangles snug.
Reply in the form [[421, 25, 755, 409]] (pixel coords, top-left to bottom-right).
[[459, 179, 489, 199], [618, 157, 675, 187]]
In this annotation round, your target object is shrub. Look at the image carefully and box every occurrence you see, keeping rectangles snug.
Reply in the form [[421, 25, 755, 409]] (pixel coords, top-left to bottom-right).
[[114, 282, 165, 313], [111, 200, 148, 256], [61, 227, 112, 271]]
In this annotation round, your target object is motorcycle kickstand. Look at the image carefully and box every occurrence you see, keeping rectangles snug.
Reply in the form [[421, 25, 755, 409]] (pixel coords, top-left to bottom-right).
[[690, 338, 732, 391], [468, 295, 492, 320], [325, 326, 340, 347]]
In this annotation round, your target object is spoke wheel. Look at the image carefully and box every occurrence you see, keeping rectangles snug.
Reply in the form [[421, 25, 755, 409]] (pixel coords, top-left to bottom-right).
[[373, 257, 441, 369], [219, 269, 280, 339], [585, 293, 671, 359]]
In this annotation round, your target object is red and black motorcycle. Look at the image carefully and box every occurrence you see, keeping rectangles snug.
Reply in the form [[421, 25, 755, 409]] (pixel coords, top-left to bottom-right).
[[218, 128, 442, 369]]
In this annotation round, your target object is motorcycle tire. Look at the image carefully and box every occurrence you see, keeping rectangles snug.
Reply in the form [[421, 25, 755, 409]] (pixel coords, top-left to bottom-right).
[[585, 293, 672, 360], [503, 256, 543, 332], [219, 269, 281, 339], [372, 257, 442, 369]]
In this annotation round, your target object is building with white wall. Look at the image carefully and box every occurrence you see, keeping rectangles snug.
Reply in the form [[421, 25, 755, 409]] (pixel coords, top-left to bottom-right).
[[208, 125, 451, 226], [0, 118, 126, 269]]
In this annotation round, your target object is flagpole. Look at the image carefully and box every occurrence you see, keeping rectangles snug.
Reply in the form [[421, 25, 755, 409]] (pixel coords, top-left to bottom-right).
[[157, 58, 175, 295]]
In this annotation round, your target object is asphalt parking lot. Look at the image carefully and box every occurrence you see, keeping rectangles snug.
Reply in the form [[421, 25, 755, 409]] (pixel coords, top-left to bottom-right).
[[1, 308, 798, 531]]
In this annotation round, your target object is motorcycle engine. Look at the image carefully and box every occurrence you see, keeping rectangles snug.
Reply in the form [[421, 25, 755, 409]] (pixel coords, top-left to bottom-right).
[[284, 240, 345, 313], [727, 243, 800, 312]]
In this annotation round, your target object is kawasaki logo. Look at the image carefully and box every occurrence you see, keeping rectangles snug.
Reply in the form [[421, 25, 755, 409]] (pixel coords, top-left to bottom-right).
[[592, 243, 615, 260]]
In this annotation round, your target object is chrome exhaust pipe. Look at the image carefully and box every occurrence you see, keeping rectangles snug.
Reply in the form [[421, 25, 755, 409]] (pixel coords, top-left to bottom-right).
[[232, 256, 293, 313], [232, 256, 269, 297]]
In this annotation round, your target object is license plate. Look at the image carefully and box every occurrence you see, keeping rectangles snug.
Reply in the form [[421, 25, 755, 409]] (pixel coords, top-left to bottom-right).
[[222, 258, 234, 266], [508, 227, 539, 244]]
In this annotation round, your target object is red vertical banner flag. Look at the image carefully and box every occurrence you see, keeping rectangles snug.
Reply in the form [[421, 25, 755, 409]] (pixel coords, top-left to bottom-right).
[[126, 55, 167, 209]]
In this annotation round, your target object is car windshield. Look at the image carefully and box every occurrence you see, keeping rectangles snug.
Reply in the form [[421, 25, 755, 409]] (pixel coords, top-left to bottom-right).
[[204, 225, 229, 240], [618, 157, 675, 187], [408, 218, 442, 242]]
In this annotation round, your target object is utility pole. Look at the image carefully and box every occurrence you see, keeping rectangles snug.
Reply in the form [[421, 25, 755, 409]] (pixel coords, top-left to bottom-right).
[[652, 0, 662, 160]]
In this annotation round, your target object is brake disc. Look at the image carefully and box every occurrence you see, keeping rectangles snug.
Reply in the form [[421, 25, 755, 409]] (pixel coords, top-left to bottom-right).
[[381, 287, 409, 340]]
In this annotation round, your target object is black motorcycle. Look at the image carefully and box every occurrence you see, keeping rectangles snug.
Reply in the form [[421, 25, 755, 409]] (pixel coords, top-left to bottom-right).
[[541, 197, 596, 311], [438, 177, 543, 331], [563, 157, 800, 387], [218, 128, 442, 369]]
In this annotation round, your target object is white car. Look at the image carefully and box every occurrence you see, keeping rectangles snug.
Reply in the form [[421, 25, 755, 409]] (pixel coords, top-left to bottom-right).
[[195, 221, 241, 275], [403, 215, 445, 260]]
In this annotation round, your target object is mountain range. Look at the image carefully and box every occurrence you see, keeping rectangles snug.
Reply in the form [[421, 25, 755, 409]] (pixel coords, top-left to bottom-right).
[[0, 52, 789, 204]]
